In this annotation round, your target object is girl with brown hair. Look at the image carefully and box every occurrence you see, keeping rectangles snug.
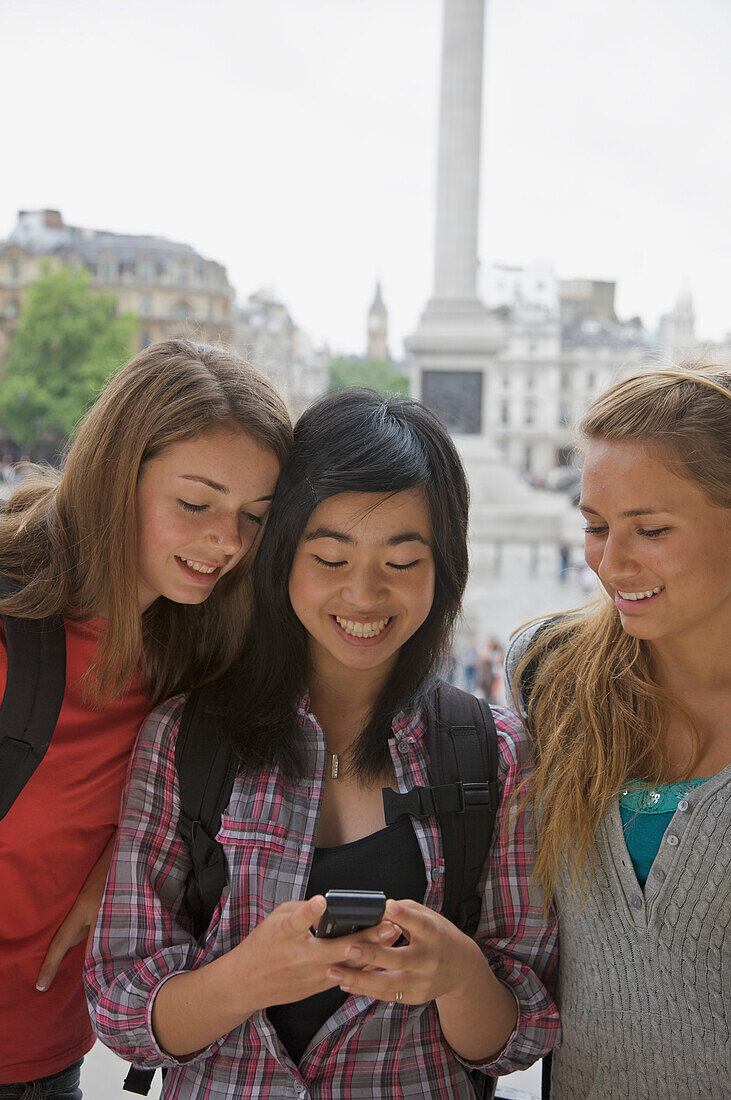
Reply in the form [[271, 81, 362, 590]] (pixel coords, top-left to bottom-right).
[[0, 339, 291, 1099], [506, 364, 731, 1098]]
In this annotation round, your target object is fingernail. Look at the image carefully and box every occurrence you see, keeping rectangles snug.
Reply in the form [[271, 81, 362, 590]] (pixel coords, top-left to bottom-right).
[[379, 927, 393, 940], [347, 947, 362, 960], [36, 981, 47, 992], [327, 969, 343, 981]]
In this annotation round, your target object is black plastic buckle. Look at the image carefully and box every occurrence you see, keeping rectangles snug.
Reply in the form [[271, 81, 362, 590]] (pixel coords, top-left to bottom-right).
[[382, 786, 434, 823]]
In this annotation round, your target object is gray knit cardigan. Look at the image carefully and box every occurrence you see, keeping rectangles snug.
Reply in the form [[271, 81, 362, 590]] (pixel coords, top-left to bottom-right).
[[506, 622, 731, 1099]]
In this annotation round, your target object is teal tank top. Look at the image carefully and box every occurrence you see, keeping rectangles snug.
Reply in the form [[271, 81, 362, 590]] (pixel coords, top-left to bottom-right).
[[619, 777, 713, 887]]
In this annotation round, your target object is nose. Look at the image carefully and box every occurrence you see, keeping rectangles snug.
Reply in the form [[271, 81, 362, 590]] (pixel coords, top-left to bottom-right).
[[341, 564, 387, 607], [207, 513, 243, 556], [596, 531, 637, 585]]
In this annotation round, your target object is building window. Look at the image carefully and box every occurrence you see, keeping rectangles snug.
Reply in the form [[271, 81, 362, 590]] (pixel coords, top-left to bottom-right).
[[10, 259, 19, 280], [558, 403, 571, 427], [139, 260, 151, 283], [140, 294, 152, 317], [525, 401, 536, 425], [524, 444, 533, 471], [560, 370, 571, 390], [502, 370, 510, 388], [586, 371, 596, 389], [172, 300, 190, 320], [140, 331, 151, 349], [526, 370, 535, 389], [500, 401, 510, 425], [528, 341, 537, 354]]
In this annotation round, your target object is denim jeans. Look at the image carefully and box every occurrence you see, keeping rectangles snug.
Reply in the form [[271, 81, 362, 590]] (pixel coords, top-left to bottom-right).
[[0, 1059, 83, 1100]]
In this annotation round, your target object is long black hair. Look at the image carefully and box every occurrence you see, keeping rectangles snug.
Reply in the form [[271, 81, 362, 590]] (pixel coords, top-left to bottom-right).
[[223, 388, 469, 779]]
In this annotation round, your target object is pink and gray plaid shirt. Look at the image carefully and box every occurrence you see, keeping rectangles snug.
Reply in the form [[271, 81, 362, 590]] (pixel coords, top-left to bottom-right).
[[85, 696, 559, 1099]]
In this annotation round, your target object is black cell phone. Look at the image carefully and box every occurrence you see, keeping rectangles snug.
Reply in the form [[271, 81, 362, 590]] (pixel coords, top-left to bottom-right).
[[315, 889, 387, 938]]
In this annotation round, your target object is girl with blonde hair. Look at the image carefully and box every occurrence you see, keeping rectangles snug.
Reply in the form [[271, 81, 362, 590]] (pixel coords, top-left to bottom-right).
[[506, 363, 730, 1098], [0, 339, 291, 1099]]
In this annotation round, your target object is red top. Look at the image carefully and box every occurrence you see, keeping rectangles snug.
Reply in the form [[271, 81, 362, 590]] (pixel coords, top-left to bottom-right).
[[0, 617, 150, 1083]]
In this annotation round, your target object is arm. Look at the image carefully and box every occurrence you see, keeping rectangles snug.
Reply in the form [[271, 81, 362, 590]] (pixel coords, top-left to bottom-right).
[[329, 899, 518, 1061], [37, 831, 117, 991], [151, 896, 399, 1057], [327, 709, 560, 1073]]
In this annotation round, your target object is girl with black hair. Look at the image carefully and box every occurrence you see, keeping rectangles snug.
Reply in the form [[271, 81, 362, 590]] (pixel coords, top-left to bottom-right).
[[86, 390, 559, 1099]]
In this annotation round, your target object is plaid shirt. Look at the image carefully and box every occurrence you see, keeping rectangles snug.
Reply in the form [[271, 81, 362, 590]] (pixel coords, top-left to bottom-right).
[[85, 697, 559, 1099]]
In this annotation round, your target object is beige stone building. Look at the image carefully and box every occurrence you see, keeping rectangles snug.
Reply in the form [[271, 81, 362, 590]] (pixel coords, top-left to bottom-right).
[[233, 288, 329, 417], [0, 209, 234, 365]]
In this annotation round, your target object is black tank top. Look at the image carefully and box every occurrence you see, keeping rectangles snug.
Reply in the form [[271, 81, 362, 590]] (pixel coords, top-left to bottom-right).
[[267, 818, 427, 1063]]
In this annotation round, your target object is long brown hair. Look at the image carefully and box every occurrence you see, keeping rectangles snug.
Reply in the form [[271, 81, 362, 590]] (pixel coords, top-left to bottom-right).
[[513, 363, 731, 900], [0, 339, 292, 704]]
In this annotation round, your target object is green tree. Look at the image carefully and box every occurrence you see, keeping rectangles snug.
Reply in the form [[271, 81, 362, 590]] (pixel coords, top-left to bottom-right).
[[0, 265, 136, 455], [328, 356, 410, 396]]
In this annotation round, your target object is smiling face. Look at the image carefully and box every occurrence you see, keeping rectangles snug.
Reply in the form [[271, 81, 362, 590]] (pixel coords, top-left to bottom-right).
[[135, 427, 281, 611], [288, 489, 436, 691], [580, 440, 731, 650]]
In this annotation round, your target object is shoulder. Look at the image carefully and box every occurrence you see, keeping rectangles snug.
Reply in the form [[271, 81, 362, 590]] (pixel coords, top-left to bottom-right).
[[132, 692, 189, 765], [504, 620, 550, 684], [490, 704, 532, 776], [504, 620, 552, 715]]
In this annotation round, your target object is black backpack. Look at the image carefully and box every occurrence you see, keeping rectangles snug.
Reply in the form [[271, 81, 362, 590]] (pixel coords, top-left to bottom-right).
[[0, 576, 67, 822], [124, 679, 502, 1098]]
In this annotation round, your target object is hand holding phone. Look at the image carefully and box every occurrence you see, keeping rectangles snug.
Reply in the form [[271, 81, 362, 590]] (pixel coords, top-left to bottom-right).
[[315, 889, 387, 938]]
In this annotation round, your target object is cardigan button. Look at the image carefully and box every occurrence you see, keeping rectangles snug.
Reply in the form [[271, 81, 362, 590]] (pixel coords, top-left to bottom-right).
[[631, 895, 642, 909], [666, 834, 679, 846], [677, 799, 689, 812]]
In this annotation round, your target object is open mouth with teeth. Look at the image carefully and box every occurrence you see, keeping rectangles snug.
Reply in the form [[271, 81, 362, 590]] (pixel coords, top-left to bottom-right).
[[615, 585, 665, 605], [332, 615, 393, 641], [175, 555, 222, 580]]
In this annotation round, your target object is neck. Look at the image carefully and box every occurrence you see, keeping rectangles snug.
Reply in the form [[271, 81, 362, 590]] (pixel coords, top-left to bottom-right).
[[308, 654, 392, 755], [651, 626, 731, 693]]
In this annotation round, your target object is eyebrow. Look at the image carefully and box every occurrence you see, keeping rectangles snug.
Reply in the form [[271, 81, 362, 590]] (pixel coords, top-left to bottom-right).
[[579, 505, 667, 518], [304, 527, 430, 547], [178, 475, 273, 502]]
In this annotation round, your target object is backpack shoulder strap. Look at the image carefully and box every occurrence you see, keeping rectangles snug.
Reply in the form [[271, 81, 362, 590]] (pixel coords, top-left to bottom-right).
[[125, 684, 237, 1097], [428, 682, 499, 936], [382, 682, 500, 937], [0, 574, 66, 821], [174, 681, 238, 943]]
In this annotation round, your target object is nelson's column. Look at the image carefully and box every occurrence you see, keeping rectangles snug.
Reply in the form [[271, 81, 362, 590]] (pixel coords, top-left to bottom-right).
[[406, 0, 580, 637]]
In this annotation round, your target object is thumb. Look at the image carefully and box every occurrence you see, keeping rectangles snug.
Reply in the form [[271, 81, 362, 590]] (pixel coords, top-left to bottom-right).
[[36, 917, 87, 992], [289, 895, 327, 936]]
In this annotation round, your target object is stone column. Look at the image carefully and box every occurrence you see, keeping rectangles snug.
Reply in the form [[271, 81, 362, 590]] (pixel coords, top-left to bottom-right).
[[433, 0, 485, 303]]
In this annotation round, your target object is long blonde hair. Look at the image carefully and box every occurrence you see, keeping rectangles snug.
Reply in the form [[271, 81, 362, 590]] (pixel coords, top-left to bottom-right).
[[514, 363, 731, 900], [0, 339, 292, 705]]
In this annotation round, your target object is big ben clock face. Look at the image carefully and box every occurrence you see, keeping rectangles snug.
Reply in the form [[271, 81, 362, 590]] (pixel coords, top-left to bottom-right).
[[422, 370, 482, 434]]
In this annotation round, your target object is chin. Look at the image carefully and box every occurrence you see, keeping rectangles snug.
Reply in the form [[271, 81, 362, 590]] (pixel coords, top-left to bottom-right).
[[167, 588, 214, 606]]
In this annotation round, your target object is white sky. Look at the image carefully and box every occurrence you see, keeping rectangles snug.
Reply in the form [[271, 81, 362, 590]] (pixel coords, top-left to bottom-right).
[[2, 0, 729, 355]]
